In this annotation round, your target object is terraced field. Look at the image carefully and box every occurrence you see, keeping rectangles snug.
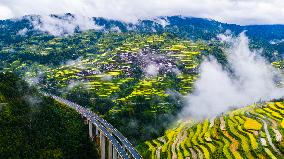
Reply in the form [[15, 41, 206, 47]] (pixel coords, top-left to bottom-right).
[[2, 16, 284, 159], [0, 31, 213, 143], [272, 60, 284, 69], [40, 33, 207, 105], [2, 29, 284, 154], [139, 101, 284, 159]]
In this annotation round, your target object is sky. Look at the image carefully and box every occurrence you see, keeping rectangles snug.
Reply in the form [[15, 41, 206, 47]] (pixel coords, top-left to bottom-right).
[[0, 0, 284, 25]]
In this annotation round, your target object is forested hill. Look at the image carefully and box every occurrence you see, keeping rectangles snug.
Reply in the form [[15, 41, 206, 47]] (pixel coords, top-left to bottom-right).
[[1, 15, 284, 60], [0, 72, 98, 159]]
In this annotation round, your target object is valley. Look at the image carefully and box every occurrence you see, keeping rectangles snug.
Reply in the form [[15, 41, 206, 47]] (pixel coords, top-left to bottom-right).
[[0, 14, 284, 159]]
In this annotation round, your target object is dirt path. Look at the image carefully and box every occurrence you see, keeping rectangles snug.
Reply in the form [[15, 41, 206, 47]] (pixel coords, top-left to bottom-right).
[[220, 117, 226, 131], [273, 128, 282, 142], [171, 130, 183, 159], [247, 112, 283, 156], [156, 138, 165, 159], [189, 148, 198, 159], [196, 147, 204, 159]]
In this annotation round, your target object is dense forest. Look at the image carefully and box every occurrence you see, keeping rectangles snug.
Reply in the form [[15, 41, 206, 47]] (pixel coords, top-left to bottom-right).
[[0, 72, 98, 159]]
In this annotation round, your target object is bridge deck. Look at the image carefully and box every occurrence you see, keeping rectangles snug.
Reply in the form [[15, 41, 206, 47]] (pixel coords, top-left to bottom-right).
[[43, 93, 142, 159]]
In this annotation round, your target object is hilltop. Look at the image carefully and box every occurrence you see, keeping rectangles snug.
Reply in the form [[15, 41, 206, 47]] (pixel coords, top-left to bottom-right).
[[1, 15, 284, 59]]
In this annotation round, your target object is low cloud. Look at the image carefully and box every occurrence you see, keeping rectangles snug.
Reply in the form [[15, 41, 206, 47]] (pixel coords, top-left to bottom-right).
[[23, 69, 44, 87], [1, 0, 284, 25], [110, 26, 122, 33], [17, 28, 28, 36], [24, 95, 42, 107], [101, 74, 112, 81], [181, 32, 284, 120], [66, 80, 88, 91], [217, 30, 233, 43], [64, 57, 86, 69], [171, 68, 181, 75], [145, 64, 159, 77], [270, 39, 284, 45], [151, 17, 169, 28], [27, 14, 103, 36]]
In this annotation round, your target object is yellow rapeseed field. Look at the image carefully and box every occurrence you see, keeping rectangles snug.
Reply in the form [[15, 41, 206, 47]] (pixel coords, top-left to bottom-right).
[[244, 118, 262, 130]]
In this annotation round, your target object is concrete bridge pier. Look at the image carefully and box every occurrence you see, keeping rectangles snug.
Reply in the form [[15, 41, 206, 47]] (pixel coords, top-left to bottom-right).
[[95, 125, 99, 136], [108, 141, 113, 159], [112, 148, 118, 159], [100, 132, 106, 159], [94, 127, 100, 145], [88, 121, 93, 140]]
